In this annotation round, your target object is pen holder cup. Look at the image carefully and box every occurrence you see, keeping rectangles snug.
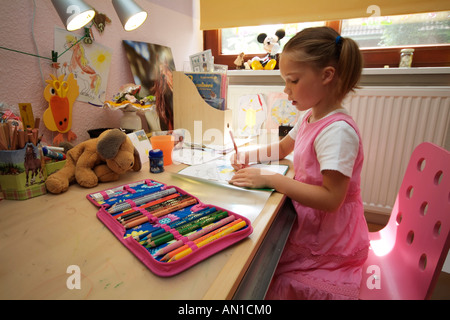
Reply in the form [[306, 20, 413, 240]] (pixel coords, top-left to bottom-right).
[[0, 143, 47, 200], [150, 135, 175, 166]]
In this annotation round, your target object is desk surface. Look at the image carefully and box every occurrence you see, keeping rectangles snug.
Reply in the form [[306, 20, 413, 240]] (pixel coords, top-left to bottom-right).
[[0, 157, 293, 300]]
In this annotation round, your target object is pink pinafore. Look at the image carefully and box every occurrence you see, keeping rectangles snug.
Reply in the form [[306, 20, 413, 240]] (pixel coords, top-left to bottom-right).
[[266, 110, 369, 300]]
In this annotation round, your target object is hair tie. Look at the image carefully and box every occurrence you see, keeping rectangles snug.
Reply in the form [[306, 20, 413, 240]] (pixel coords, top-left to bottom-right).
[[335, 35, 343, 45]]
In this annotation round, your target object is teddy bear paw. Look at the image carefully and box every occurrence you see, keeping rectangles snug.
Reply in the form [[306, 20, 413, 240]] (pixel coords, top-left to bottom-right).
[[45, 175, 69, 194]]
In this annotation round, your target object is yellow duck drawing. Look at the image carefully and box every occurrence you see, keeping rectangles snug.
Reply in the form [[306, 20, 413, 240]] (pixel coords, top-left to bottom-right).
[[43, 73, 79, 145]]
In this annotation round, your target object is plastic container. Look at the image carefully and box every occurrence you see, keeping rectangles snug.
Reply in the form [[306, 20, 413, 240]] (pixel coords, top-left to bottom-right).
[[149, 149, 164, 173]]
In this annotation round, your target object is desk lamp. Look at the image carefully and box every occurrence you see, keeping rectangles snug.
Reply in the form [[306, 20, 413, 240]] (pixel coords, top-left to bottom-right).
[[112, 0, 148, 31], [51, 0, 96, 31]]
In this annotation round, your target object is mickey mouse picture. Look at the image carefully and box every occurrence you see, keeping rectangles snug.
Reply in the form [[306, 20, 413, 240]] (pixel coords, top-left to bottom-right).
[[248, 29, 285, 70]]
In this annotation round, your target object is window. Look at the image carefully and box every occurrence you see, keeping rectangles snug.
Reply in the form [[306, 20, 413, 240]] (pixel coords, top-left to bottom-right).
[[204, 11, 450, 69], [341, 11, 450, 48]]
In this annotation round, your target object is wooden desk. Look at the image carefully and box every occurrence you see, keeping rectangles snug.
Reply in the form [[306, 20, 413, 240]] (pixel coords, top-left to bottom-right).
[[0, 157, 294, 300]]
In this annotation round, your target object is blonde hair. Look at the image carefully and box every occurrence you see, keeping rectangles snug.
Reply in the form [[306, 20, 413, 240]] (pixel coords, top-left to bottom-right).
[[282, 26, 363, 102]]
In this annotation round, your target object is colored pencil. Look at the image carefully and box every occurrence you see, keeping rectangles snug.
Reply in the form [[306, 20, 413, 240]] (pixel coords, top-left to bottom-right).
[[90, 180, 151, 202], [139, 207, 219, 241], [134, 193, 183, 212], [174, 211, 228, 235], [117, 194, 186, 221], [118, 211, 143, 222], [161, 218, 243, 262], [116, 209, 141, 220], [167, 207, 217, 229], [155, 215, 236, 257], [167, 220, 247, 262], [142, 211, 228, 247], [123, 197, 198, 229], [116, 193, 182, 219], [107, 187, 177, 213], [148, 197, 197, 218]]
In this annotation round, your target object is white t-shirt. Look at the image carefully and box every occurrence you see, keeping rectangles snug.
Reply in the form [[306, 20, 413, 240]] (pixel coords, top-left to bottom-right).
[[288, 109, 360, 178]]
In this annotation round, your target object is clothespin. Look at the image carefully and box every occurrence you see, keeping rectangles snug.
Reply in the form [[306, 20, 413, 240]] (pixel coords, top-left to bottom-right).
[[51, 50, 60, 69], [83, 27, 94, 44]]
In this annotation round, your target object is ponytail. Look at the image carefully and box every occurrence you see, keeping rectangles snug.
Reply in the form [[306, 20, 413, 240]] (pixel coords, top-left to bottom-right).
[[336, 36, 363, 102]]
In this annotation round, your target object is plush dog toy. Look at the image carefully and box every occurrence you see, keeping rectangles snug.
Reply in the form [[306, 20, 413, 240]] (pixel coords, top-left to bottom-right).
[[249, 29, 286, 70], [45, 129, 141, 194]]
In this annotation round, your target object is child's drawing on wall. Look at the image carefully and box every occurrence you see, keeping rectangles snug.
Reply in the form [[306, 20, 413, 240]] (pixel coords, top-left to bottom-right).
[[54, 27, 112, 107]]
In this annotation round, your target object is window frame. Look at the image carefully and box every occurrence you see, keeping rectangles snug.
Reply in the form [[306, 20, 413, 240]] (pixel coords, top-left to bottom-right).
[[203, 21, 450, 69]]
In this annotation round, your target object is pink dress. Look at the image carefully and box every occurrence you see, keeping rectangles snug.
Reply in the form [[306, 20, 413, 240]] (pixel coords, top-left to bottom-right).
[[265, 110, 369, 300]]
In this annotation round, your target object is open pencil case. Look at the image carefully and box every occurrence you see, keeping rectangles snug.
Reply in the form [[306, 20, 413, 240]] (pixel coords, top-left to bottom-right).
[[87, 179, 253, 277]]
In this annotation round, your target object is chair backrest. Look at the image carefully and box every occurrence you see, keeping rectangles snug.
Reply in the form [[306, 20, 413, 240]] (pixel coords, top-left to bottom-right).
[[377, 142, 450, 299]]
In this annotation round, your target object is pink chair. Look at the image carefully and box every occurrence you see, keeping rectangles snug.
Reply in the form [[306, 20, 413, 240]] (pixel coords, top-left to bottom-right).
[[359, 142, 450, 300]]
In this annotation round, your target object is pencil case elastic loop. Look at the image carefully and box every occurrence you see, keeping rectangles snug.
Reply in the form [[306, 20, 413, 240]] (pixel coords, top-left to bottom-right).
[[160, 224, 173, 232], [168, 229, 184, 241], [135, 207, 150, 216], [145, 212, 159, 224], [124, 199, 136, 208], [124, 185, 137, 194], [134, 207, 158, 224], [185, 240, 199, 252], [99, 191, 110, 200], [145, 179, 156, 186], [190, 204, 206, 212]]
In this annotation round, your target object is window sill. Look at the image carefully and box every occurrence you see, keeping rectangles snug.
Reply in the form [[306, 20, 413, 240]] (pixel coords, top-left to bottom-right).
[[227, 67, 450, 86]]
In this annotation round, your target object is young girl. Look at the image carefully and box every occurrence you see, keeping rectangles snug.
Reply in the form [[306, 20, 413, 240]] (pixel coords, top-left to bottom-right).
[[229, 27, 369, 300]]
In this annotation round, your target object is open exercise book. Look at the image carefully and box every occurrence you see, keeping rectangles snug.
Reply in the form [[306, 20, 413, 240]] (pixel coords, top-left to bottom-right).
[[177, 159, 289, 191]]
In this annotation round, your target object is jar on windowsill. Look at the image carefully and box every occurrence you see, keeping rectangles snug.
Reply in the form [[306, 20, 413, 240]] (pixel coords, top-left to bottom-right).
[[399, 49, 414, 68]]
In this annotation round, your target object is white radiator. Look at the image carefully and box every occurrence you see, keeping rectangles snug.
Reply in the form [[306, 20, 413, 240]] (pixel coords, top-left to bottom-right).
[[344, 87, 450, 215]]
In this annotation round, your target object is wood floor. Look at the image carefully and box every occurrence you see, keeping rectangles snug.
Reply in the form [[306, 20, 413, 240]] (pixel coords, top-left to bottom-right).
[[367, 222, 450, 300]]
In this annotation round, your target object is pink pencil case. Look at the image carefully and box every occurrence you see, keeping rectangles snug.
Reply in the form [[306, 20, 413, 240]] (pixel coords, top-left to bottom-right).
[[87, 179, 253, 277]]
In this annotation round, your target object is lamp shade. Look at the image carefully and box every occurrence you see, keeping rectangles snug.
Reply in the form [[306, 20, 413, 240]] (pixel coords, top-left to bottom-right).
[[51, 0, 95, 31], [112, 0, 148, 31]]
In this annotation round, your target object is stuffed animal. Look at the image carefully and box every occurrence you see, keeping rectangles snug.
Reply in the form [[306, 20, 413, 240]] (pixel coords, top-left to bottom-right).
[[249, 29, 286, 70], [45, 129, 142, 194], [234, 52, 247, 70]]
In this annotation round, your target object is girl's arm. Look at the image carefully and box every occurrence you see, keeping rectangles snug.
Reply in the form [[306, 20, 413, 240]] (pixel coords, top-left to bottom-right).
[[229, 131, 351, 211], [231, 135, 295, 170], [274, 169, 350, 212], [229, 168, 350, 212]]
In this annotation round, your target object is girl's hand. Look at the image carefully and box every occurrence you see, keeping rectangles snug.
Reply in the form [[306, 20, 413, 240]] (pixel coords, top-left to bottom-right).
[[230, 152, 249, 171], [229, 167, 276, 189]]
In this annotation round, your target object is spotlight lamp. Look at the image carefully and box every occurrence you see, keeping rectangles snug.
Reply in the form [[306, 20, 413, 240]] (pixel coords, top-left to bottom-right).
[[112, 0, 148, 31], [51, 0, 96, 31]]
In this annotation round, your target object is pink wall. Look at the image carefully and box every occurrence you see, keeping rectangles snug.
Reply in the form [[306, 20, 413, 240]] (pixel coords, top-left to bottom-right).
[[0, 0, 202, 144]]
